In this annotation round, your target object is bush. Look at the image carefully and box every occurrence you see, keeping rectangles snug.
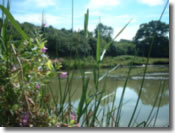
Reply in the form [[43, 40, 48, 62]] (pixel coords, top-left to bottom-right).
[[0, 5, 64, 127]]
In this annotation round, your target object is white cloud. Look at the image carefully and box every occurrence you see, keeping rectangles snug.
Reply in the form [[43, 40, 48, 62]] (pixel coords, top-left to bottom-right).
[[17, 0, 56, 8], [113, 25, 139, 41], [88, 0, 120, 9], [14, 13, 62, 27], [138, 0, 164, 6], [100, 14, 136, 25], [35, 0, 56, 7]]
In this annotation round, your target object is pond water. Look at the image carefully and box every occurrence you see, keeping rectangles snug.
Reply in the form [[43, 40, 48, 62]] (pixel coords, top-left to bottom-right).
[[50, 65, 169, 127]]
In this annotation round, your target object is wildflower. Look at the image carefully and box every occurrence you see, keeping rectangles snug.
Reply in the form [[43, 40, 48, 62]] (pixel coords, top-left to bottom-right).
[[35, 83, 40, 89], [71, 113, 76, 120], [54, 58, 58, 63], [60, 72, 67, 78], [40, 46, 48, 53], [12, 66, 17, 72], [23, 112, 30, 126], [77, 123, 80, 127]]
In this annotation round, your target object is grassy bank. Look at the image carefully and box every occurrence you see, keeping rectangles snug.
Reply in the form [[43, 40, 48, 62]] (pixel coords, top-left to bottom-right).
[[101, 65, 169, 77], [58, 55, 169, 69]]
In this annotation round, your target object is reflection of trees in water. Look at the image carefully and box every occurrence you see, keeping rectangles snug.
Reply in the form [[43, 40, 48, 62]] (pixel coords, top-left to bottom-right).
[[108, 79, 169, 107], [93, 78, 169, 107], [129, 80, 169, 107], [50, 75, 169, 107]]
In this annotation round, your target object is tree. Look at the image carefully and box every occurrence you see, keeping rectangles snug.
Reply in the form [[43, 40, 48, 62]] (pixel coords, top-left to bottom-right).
[[94, 23, 113, 42], [134, 21, 169, 57], [115, 41, 136, 56]]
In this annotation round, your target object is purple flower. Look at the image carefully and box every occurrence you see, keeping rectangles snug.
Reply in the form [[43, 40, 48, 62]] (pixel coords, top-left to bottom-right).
[[40, 46, 48, 53], [60, 72, 67, 78], [35, 83, 40, 89], [12, 66, 17, 72], [71, 113, 76, 120], [23, 112, 30, 126], [77, 123, 80, 127], [54, 58, 58, 63]]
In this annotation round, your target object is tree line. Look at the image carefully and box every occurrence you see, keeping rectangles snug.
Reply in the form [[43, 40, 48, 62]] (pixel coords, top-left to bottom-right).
[[0, 19, 169, 58]]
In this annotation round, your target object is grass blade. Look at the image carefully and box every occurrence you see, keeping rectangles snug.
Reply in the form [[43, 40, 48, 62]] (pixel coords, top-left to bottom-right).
[[153, 81, 166, 127], [0, 5, 28, 40], [84, 9, 89, 38], [96, 25, 101, 63], [100, 19, 132, 61], [128, 1, 168, 127], [145, 81, 162, 126], [77, 71, 90, 122], [98, 64, 120, 81], [115, 55, 136, 127]]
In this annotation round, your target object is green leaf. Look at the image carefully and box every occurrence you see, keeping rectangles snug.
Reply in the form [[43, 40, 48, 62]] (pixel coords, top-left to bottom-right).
[[70, 120, 75, 125], [84, 9, 89, 38], [96, 25, 101, 63], [99, 64, 120, 81], [100, 19, 132, 61], [0, 5, 28, 40], [77, 74, 89, 122], [46, 60, 53, 71]]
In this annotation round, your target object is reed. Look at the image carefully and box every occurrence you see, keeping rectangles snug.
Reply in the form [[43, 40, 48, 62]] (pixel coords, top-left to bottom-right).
[[0, 0, 169, 127]]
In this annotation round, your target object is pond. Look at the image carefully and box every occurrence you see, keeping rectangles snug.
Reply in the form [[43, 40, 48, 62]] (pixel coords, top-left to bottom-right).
[[49, 65, 169, 127]]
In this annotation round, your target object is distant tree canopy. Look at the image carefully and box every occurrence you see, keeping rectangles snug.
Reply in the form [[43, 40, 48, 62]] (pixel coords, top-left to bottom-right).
[[1, 18, 169, 58], [134, 20, 169, 57], [95, 23, 113, 42]]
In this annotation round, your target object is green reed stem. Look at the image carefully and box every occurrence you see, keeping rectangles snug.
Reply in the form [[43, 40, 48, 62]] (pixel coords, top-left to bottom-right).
[[153, 81, 166, 127], [115, 55, 136, 127], [128, 0, 168, 127], [145, 81, 163, 127]]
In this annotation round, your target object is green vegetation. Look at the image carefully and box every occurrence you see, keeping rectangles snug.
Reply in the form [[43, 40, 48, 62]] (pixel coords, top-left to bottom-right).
[[1, 17, 169, 59], [101, 65, 168, 77], [0, 0, 169, 128], [134, 21, 169, 57], [61, 55, 169, 69]]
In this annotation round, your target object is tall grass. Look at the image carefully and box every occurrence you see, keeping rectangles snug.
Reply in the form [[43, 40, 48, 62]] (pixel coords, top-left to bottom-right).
[[128, 0, 169, 127], [45, 0, 169, 127], [0, 0, 169, 127]]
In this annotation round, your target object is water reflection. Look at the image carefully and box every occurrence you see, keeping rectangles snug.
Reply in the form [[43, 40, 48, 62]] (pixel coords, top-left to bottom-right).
[[100, 78, 169, 107], [49, 70, 169, 127], [50, 73, 169, 107]]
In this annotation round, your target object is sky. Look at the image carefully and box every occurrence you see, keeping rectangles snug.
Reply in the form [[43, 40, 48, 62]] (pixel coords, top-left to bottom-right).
[[3, 0, 169, 41]]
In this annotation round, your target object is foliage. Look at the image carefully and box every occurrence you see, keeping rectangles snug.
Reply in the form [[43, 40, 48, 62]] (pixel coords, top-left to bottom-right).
[[94, 23, 113, 42], [3, 18, 169, 59], [0, 0, 169, 127], [0, 5, 65, 127], [106, 41, 136, 56], [59, 56, 168, 69], [134, 21, 169, 57]]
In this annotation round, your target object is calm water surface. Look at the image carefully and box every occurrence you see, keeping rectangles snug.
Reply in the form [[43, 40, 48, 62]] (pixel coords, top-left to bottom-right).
[[50, 66, 169, 127]]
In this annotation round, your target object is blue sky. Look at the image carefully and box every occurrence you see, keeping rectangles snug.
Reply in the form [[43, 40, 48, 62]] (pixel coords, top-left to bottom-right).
[[6, 0, 169, 40]]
